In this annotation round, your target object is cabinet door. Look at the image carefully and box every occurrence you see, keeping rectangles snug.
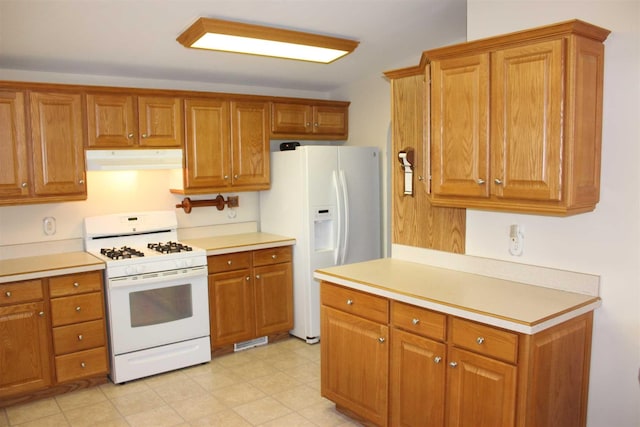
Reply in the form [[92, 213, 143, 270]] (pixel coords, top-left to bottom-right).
[[0, 91, 29, 198], [446, 347, 517, 427], [321, 306, 389, 427], [431, 54, 490, 198], [29, 92, 86, 197], [271, 102, 312, 134], [138, 96, 183, 147], [491, 40, 563, 201], [313, 105, 348, 137], [230, 101, 270, 189], [86, 93, 137, 147], [390, 73, 465, 252], [184, 98, 231, 190], [254, 262, 293, 336], [208, 269, 254, 347], [0, 301, 52, 398], [390, 328, 446, 427]]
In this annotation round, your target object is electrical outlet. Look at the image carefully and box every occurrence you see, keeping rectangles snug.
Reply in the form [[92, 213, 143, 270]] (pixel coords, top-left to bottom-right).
[[43, 217, 56, 236], [508, 224, 524, 256]]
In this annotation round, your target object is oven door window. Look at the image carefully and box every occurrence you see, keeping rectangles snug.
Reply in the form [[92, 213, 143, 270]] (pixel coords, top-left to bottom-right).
[[129, 283, 193, 327]]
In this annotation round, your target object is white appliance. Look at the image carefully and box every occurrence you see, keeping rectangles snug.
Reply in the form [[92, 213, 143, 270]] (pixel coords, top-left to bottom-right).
[[260, 146, 381, 343], [83, 211, 210, 383]]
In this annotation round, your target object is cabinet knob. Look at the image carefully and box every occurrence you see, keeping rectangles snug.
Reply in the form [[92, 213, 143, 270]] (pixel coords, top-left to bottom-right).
[[21, 182, 28, 188], [476, 337, 485, 345], [378, 337, 386, 344], [79, 179, 84, 185], [73, 282, 79, 288], [246, 276, 251, 281], [476, 179, 486, 185], [271, 254, 277, 259], [38, 311, 45, 317], [224, 175, 229, 179], [80, 362, 86, 368], [434, 356, 442, 364], [227, 260, 232, 265], [128, 133, 134, 138], [411, 318, 420, 325], [314, 122, 319, 127], [346, 299, 354, 305], [418, 176, 424, 181], [78, 334, 83, 341], [256, 274, 261, 279], [75, 306, 81, 312], [494, 178, 503, 185], [305, 122, 311, 127], [449, 361, 458, 368], [5, 291, 11, 297], [141, 133, 148, 138], [234, 174, 239, 179]]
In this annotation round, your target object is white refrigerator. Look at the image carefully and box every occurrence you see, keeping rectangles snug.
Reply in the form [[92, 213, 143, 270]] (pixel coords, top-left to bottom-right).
[[260, 145, 381, 343]]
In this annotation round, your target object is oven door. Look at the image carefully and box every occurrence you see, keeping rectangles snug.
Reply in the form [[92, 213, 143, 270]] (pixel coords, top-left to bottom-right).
[[106, 266, 209, 355]]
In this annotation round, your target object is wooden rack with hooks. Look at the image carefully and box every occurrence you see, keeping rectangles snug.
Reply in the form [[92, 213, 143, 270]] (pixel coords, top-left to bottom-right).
[[175, 195, 239, 214]]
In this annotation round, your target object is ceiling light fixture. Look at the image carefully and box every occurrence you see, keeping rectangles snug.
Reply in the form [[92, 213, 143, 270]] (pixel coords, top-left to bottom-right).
[[177, 18, 359, 64]]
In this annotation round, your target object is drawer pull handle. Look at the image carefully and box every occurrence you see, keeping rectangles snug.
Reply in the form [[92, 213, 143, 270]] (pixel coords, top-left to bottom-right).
[[346, 299, 354, 305], [75, 306, 81, 312], [78, 334, 84, 341], [38, 311, 45, 317], [449, 361, 458, 368], [434, 356, 442, 364], [378, 337, 386, 344], [80, 362, 86, 368], [476, 337, 485, 345], [411, 318, 420, 325], [5, 291, 11, 297], [73, 282, 79, 288], [227, 260, 232, 265], [271, 254, 277, 259]]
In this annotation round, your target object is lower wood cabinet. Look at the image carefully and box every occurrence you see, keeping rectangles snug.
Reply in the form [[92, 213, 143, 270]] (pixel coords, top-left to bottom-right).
[[0, 271, 108, 405], [320, 281, 595, 427], [0, 280, 52, 399], [207, 246, 293, 349]]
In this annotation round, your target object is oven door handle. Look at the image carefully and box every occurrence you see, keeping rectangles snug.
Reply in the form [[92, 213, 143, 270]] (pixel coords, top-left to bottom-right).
[[108, 265, 207, 288]]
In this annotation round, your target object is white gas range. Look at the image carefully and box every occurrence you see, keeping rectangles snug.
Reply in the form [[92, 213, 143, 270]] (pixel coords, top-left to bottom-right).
[[84, 210, 210, 384]]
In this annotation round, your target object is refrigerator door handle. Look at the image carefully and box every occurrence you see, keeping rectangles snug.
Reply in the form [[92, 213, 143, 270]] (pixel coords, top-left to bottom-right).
[[339, 170, 349, 265], [332, 170, 342, 265]]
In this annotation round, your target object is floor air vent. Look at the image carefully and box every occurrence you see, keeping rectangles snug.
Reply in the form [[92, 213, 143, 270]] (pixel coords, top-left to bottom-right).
[[234, 336, 268, 352]]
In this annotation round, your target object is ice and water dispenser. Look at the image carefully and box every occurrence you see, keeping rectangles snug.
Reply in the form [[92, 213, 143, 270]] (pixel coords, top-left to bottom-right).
[[313, 206, 335, 252]]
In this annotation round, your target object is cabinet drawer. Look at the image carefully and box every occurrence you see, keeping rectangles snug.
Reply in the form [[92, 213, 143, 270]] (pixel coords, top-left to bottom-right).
[[49, 271, 102, 297], [55, 347, 108, 383], [253, 246, 292, 266], [208, 252, 251, 273], [50, 292, 104, 327], [0, 279, 43, 306], [450, 317, 518, 364], [391, 301, 446, 341], [53, 319, 106, 355], [321, 282, 388, 324]]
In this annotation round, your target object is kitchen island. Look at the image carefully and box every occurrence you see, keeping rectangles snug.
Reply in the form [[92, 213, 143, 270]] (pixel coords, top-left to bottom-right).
[[315, 257, 600, 427]]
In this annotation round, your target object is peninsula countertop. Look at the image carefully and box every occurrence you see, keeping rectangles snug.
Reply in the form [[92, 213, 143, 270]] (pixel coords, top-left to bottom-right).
[[314, 257, 601, 334], [0, 252, 105, 283], [182, 232, 296, 256]]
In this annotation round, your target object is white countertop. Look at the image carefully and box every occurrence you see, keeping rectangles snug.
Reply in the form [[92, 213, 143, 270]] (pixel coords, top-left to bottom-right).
[[314, 258, 601, 334], [182, 232, 295, 255], [0, 252, 105, 283]]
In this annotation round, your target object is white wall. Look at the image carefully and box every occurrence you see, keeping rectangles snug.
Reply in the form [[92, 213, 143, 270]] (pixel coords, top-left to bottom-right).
[[464, 2, 639, 426]]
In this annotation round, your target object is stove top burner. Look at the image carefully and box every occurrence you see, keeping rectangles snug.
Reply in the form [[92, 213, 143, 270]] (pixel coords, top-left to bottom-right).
[[100, 246, 145, 260], [147, 241, 194, 254]]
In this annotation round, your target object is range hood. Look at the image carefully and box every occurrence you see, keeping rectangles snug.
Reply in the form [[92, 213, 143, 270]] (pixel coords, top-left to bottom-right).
[[86, 149, 183, 171]]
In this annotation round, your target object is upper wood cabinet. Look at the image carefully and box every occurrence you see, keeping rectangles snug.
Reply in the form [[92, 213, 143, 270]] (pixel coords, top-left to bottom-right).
[[171, 98, 269, 194], [384, 69, 465, 253], [271, 101, 349, 139], [0, 87, 86, 205], [86, 93, 183, 148], [427, 20, 610, 215]]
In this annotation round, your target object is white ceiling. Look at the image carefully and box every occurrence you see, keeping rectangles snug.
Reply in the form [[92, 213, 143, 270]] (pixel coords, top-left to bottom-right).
[[0, 0, 467, 93]]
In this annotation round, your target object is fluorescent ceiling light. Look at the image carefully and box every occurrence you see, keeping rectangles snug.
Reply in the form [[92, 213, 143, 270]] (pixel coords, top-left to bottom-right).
[[177, 18, 359, 64]]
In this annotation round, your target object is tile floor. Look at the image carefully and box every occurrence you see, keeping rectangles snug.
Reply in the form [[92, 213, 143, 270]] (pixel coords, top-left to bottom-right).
[[0, 338, 361, 427]]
